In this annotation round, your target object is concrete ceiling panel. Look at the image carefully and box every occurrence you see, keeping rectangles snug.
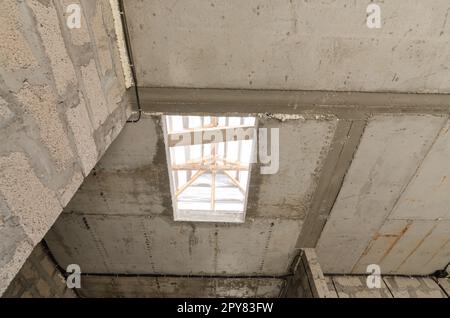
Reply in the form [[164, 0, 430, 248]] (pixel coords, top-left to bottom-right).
[[389, 120, 450, 220], [46, 213, 302, 275], [124, 0, 450, 93], [316, 115, 448, 274], [247, 118, 337, 219]]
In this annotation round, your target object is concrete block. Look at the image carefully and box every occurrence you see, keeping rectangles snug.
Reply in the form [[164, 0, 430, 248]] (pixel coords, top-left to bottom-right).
[[60, 0, 91, 46], [27, 0, 77, 96], [2, 242, 78, 298], [0, 97, 15, 129], [58, 170, 84, 207], [317, 115, 447, 274], [81, 60, 109, 129], [99, 0, 116, 35], [384, 276, 447, 298], [324, 276, 339, 298], [0, 152, 62, 244], [90, 1, 113, 77], [437, 278, 450, 295], [0, 0, 38, 71], [17, 263, 36, 281], [21, 291, 33, 298], [17, 84, 74, 169], [35, 278, 52, 297], [66, 94, 98, 176], [0, 240, 34, 296], [331, 275, 392, 298], [39, 254, 58, 278], [0, 200, 29, 265], [104, 78, 125, 112], [0, 0, 129, 297]]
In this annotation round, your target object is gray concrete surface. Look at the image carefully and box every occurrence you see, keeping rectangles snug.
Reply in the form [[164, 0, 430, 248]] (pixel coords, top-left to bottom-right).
[[77, 275, 283, 298], [317, 115, 450, 275], [125, 0, 450, 93], [3, 0, 450, 298], [0, 0, 130, 295], [45, 112, 450, 295], [326, 275, 448, 298], [45, 114, 337, 277], [284, 248, 330, 298]]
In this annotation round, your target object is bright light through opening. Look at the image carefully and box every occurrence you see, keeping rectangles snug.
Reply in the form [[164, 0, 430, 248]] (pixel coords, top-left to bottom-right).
[[163, 115, 256, 223]]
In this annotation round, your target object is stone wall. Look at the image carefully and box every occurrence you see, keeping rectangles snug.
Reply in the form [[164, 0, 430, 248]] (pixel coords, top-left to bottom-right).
[[2, 242, 76, 298], [0, 0, 131, 295]]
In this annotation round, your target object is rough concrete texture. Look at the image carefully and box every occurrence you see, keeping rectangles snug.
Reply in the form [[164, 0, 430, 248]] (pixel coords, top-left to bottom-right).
[[0, 153, 61, 245], [317, 115, 450, 275], [125, 0, 450, 93], [2, 243, 76, 298], [247, 118, 337, 219], [0, 0, 38, 72], [383, 276, 447, 298], [437, 277, 450, 296], [0, 0, 130, 295], [47, 213, 302, 275], [44, 115, 336, 289], [329, 275, 393, 298], [326, 275, 448, 298], [77, 276, 283, 298], [285, 248, 331, 298]]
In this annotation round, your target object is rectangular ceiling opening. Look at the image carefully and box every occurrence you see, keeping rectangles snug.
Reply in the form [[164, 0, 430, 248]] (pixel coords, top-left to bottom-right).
[[163, 115, 256, 223]]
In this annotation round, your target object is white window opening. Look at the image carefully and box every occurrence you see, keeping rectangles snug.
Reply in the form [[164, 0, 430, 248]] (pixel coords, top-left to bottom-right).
[[163, 115, 256, 223]]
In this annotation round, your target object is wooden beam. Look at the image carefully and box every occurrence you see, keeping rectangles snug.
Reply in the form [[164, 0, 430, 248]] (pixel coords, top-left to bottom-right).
[[223, 171, 245, 194], [211, 171, 216, 210], [175, 170, 205, 197], [182, 116, 191, 180], [211, 116, 218, 210]]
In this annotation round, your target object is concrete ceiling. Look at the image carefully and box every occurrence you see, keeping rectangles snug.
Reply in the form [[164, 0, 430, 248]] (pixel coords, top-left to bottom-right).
[[317, 115, 450, 275], [43, 0, 450, 297], [124, 0, 450, 93], [45, 115, 336, 278], [45, 113, 450, 296]]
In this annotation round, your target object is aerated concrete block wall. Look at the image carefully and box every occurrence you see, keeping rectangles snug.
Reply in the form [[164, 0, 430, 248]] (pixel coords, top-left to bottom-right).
[[2, 243, 76, 298], [0, 0, 131, 295]]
